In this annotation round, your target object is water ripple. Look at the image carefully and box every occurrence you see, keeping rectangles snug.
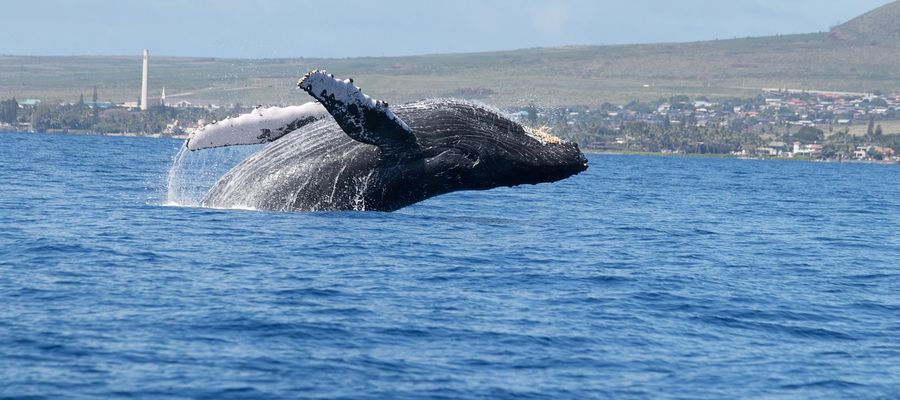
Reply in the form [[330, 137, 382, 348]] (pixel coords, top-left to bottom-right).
[[0, 133, 898, 399]]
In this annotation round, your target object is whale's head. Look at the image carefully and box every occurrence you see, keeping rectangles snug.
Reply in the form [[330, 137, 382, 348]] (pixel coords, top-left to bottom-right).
[[399, 100, 588, 191], [296, 71, 587, 207]]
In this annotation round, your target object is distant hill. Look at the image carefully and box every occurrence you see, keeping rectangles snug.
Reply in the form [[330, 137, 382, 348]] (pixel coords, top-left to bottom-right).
[[830, 1, 900, 40], [1, 2, 899, 107]]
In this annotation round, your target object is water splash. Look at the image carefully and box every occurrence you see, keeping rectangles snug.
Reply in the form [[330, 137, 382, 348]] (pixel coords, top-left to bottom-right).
[[165, 141, 263, 207]]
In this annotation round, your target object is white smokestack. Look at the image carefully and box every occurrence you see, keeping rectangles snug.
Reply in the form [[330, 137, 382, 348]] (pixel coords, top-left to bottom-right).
[[141, 49, 149, 111]]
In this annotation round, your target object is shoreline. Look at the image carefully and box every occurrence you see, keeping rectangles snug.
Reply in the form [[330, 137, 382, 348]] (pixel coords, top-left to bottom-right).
[[0, 129, 189, 140], [584, 149, 899, 164], [3, 130, 896, 165]]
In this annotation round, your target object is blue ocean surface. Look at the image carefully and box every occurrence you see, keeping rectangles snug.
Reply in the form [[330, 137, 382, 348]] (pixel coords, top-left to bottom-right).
[[1, 132, 899, 399]]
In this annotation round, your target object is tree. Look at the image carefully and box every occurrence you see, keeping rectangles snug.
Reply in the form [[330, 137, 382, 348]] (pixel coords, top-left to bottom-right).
[[0, 97, 18, 124], [793, 126, 824, 143], [867, 147, 884, 161], [866, 116, 875, 136], [30, 102, 52, 132], [874, 124, 883, 138], [91, 85, 100, 128], [870, 98, 888, 108]]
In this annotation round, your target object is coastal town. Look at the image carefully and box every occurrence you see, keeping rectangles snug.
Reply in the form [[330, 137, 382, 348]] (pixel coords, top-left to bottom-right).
[[2, 87, 899, 163], [519, 88, 900, 162]]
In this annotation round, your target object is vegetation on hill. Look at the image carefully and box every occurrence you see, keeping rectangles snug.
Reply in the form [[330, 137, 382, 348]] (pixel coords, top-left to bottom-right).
[[830, 1, 900, 40], [1, 2, 900, 108]]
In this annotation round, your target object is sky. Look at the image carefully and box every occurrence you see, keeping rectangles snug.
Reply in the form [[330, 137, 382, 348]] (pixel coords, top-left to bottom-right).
[[0, 0, 892, 58]]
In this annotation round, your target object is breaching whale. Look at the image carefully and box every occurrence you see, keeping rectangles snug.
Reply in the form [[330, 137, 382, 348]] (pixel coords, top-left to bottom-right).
[[186, 70, 587, 212]]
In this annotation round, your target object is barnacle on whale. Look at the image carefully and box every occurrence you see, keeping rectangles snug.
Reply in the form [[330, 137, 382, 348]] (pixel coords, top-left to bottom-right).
[[525, 125, 561, 145]]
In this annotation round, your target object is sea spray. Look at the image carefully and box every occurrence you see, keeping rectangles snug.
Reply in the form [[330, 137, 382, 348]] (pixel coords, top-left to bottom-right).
[[165, 142, 263, 207]]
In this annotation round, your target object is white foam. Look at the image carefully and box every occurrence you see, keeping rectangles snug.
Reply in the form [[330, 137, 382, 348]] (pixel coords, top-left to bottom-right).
[[185, 102, 327, 151], [165, 143, 263, 207]]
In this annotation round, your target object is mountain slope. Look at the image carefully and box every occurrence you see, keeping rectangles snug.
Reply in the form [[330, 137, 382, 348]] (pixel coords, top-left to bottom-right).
[[1, 4, 899, 107], [830, 1, 900, 40]]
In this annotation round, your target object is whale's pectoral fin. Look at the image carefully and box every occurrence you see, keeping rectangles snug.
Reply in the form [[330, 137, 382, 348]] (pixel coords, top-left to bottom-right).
[[185, 102, 328, 151], [298, 70, 417, 157]]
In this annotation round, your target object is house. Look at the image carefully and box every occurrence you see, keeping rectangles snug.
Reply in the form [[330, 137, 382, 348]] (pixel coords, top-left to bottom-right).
[[756, 147, 780, 156], [792, 142, 822, 156], [854, 147, 870, 159], [88, 101, 114, 110], [874, 146, 896, 157]]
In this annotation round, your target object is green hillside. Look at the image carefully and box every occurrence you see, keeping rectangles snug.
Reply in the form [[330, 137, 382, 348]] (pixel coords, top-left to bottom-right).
[[830, 0, 900, 39], [1, 2, 899, 107]]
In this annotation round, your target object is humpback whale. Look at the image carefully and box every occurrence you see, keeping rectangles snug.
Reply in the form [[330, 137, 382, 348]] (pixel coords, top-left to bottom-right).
[[186, 71, 587, 212]]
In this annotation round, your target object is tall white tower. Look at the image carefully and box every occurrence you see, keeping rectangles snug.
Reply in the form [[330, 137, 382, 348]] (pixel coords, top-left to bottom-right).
[[140, 49, 149, 111]]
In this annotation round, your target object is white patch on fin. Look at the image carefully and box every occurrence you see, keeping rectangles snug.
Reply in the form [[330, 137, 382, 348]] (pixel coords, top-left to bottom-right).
[[186, 102, 328, 151], [297, 70, 413, 150]]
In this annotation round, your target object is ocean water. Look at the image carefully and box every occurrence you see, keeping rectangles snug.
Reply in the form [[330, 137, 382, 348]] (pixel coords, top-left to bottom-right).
[[1, 132, 899, 399]]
